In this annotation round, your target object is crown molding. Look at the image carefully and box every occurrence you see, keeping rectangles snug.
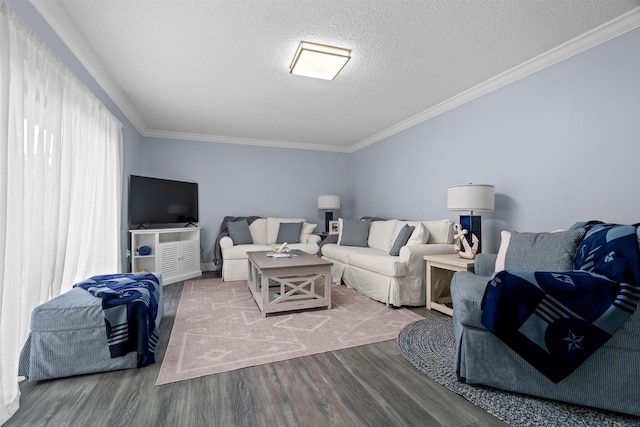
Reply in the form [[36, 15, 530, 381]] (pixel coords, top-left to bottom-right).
[[143, 129, 351, 153], [29, 2, 640, 153], [348, 6, 640, 153], [30, 0, 150, 136]]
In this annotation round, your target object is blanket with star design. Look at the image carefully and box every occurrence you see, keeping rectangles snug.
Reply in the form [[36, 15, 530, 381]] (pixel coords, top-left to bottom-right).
[[74, 273, 161, 368], [481, 222, 640, 383]]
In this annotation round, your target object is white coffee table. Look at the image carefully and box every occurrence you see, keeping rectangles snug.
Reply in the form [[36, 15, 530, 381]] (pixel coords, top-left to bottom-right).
[[247, 251, 333, 317]]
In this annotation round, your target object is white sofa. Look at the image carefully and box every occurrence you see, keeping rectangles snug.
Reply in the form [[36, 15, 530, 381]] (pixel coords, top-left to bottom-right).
[[321, 219, 456, 307], [220, 217, 321, 281]]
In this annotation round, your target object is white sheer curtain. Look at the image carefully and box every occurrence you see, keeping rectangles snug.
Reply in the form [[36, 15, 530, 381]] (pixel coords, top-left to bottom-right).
[[0, 2, 123, 423]]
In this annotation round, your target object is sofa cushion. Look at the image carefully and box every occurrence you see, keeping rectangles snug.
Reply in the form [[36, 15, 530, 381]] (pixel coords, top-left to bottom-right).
[[348, 250, 407, 277], [424, 219, 454, 244], [266, 217, 306, 244], [283, 242, 319, 255], [222, 244, 274, 259], [321, 244, 372, 264], [339, 219, 370, 247], [227, 219, 253, 245], [276, 222, 303, 244], [389, 224, 415, 256], [505, 229, 585, 272], [368, 220, 397, 251], [249, 218, 268, 244]]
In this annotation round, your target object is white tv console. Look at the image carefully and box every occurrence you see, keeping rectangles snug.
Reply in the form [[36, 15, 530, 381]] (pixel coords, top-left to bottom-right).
[[130, 227, 202, 285]]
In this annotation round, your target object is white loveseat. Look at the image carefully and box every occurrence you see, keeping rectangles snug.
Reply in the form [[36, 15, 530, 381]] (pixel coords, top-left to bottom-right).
[[321, 219, 456, 307], [220, 217, 321, 281]]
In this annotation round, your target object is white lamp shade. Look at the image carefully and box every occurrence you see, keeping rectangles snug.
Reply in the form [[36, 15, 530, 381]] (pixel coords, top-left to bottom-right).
[[318, 195, 340, 210], [447, 184, 494, 212]]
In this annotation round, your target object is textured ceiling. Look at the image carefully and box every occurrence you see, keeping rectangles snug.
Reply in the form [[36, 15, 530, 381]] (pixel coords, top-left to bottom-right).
[[33, 0, 640, 152]]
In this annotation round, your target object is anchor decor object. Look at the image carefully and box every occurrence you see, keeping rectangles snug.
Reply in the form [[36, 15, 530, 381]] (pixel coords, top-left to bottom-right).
[[447, 183, 495, 254], [453, 223, 479, 259]]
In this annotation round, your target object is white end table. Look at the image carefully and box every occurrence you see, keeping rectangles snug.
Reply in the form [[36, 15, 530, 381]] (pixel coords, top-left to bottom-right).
[[424, 253, 475, 316]]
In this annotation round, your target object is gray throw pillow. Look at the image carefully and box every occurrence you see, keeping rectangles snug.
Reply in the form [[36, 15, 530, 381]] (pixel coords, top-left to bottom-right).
[[505, 229, 585, 272], [389, 224, 415, 256], [276, 222, 303, 244], [227, 219, 253, 245], [339, 219, 371, 247]]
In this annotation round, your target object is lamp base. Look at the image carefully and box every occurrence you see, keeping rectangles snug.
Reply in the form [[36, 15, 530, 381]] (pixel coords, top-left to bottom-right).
[[325, 211, 334, 233], [459, 215, 482, 253]]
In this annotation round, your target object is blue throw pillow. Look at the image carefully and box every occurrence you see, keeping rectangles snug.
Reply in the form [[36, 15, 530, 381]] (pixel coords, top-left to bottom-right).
[[505, 229, 585, 272], [276, 222, 303, 244], [339, 219, 370, 247], [227, 219, 253, 245], [389, 224, 415, 256]]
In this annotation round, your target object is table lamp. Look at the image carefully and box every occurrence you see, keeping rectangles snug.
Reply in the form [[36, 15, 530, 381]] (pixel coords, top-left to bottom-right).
[[318, 195, 340, 233], [447, 184, 494, 253]]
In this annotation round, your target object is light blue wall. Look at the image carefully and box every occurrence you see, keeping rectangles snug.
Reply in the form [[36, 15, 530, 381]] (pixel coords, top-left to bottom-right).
[[352, 27, 640, 253], [140, 138, 351, 263]]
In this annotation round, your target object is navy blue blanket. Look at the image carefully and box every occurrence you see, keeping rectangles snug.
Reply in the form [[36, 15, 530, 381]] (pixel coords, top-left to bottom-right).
[[74, 273, 161, 367], [481, 223, 640, 382]]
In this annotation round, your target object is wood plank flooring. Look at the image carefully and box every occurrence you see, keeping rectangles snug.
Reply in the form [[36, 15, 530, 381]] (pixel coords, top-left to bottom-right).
[[6, 275, 506, 427]]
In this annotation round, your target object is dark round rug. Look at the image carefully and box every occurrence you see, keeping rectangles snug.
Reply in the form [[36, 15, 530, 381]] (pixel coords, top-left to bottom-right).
[[397, 317, 640, 427]]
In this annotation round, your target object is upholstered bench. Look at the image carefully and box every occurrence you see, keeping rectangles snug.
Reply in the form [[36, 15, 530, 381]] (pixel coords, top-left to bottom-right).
[[19, 273, 164, 381]]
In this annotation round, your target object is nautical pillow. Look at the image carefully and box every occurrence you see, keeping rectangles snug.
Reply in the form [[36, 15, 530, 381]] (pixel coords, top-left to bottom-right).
[[227, 219, 253, 245], [276, 222, 303, 244], [339, 219, 371, 247], [505, 229, 585, 272], [389, 224, 415, 256]]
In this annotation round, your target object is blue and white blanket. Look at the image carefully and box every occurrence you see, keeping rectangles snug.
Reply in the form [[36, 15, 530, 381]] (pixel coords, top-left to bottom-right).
[[481, 223, 640, 382], [74, 273, 161, 367]]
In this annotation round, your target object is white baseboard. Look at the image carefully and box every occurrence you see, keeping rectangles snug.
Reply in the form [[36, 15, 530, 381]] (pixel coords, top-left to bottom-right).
[[202, 262, 216, 272]]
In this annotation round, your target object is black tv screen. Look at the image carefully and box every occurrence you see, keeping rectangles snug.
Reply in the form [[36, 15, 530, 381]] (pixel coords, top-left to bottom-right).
[[129, 175, 199, 226]]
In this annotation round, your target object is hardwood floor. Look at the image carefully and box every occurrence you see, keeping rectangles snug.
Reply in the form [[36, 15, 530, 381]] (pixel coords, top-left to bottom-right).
[[7, 275, 506, 427]]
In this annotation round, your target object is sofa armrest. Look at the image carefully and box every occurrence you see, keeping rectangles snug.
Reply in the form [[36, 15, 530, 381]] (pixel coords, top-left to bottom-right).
[[304, 234, 321, 245], [474, 253, 497, 277], [219, 236, 234, 249], [399, 244, 457, 262], [399, 244, 457, 276]]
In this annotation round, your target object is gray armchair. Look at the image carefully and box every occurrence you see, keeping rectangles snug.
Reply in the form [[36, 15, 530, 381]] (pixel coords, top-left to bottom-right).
[[451, 253, 640, 416]]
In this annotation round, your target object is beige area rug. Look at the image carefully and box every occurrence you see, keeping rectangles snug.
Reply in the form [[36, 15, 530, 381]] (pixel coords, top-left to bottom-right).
[[156, 278, 424, 385]]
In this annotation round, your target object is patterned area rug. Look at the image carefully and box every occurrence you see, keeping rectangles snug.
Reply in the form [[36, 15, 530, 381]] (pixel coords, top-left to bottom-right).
[[156, 279, 423, 385], [398, 318, 640, 427]]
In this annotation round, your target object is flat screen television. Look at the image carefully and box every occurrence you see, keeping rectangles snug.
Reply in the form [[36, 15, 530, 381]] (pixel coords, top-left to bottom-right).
[[129, 175, 199, 227]]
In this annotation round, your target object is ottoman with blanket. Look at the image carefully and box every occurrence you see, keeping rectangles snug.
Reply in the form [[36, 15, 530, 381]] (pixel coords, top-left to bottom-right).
[[19, 273, 163, 381], [451, 222, 640, 416]]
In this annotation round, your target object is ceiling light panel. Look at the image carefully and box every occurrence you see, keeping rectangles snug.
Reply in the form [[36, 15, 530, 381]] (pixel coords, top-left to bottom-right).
[[290, 41, 351, 81]]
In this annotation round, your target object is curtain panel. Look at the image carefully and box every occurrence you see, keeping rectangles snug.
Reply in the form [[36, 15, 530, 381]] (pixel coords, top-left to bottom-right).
[[0, 1, 123, 423]]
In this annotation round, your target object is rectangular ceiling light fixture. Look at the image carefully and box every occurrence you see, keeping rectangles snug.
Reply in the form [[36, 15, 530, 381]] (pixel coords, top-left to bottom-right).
[[290, 41, 351, 81]]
